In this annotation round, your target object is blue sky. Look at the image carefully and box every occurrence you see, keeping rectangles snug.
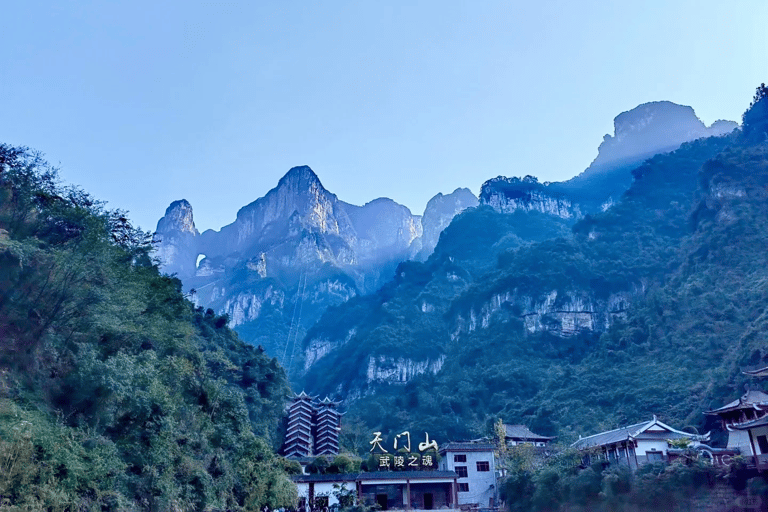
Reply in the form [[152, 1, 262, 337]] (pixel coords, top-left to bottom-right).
[[2, 1, 766, 232]]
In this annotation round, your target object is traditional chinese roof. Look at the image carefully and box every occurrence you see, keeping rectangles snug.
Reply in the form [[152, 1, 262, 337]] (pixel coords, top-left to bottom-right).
[[572, 417, 709, 450], [504, 424, 555, 441], [729, 414, 768, 431], [439, 442, 495, 454], [704, 390, 768, 415], [292, 471, 458, 483], [357, 470, 458, 481]]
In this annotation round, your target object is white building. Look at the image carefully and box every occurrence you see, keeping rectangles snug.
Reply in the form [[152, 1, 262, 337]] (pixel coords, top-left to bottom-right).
[[572, 416, 709, 469], [438, 442, 497, 508]]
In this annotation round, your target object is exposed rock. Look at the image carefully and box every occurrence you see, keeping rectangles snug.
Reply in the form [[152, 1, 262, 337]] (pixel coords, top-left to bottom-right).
[[451, 288, 641, 340], [417, 188, 478, 259], [366, 355, 446, 384]]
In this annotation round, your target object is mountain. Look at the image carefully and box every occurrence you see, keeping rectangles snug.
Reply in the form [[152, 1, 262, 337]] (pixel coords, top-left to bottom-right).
[[297, 98, 753, 446], [155, 166, 431, 376]]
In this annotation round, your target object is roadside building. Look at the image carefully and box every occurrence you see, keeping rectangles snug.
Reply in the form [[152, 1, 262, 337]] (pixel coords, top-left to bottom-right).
[[706, 387, 768, 469], [293, 471, 460, 510], [572, 416, 709, 468]]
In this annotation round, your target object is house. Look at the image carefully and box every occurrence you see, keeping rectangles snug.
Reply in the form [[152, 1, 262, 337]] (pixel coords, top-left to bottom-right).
[[503, 424, 554, 447], [706, 388, 768, 469], [293, 471, 460, 511], [572, 416, 709, 469], [438, 442, 497, 508]]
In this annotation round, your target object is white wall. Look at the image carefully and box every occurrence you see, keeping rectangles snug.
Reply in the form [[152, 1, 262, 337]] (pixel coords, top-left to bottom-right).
[[440, 451, 496, 507]]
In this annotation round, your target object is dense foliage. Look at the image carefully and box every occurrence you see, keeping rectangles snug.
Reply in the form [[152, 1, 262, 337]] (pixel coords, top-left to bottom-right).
[[0, 146, 295, 510]]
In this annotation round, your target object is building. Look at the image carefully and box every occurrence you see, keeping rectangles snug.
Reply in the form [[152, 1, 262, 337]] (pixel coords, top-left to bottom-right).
[[293, 471, 460, 511], [572, 416, 710, 469], [706, 388, 768, 469], [284, 392, 317, 458], [503, 424, 554, 447], [705, 389, 768, 453], [438, 442, 496, 508], [315, 397, 342, 456], [283, 392, 342, 459]]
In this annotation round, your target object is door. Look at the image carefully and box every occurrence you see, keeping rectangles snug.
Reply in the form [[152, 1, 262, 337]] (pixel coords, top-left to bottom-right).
[[424, 493, 433, 510], [376, 494, 388, 510]]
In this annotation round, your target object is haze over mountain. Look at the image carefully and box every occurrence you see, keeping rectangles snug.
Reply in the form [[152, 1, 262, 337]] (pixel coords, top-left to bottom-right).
[[154, 101, 737, 382]]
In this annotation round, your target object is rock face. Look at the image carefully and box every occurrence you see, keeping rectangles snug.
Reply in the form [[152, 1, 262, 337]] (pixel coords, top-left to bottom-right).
[[590, 101, 736, 170], [450, 288, 639, 341], [480, 176, 581, 219], [154, 166, 430, 375], [154, 200, 199, 278], [416, 188, 478, 260]]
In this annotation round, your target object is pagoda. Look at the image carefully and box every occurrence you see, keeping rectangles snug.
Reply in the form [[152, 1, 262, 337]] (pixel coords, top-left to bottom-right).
[[283, 391, 316, 458], [314, 397, 342, 456]]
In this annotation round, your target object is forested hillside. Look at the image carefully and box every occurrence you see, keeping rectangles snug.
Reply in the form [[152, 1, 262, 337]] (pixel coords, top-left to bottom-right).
[[0, 146, 296, 510], [306, 86, 768, 451]]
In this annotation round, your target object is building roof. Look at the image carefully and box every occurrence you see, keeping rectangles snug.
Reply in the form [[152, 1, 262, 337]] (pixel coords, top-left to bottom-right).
[[504, 424, 555, 441], [705, 390, 768, 415], [730, 414, 768, 431], [357, 471, 458, 481], [439, 442, 496, 454], [292, 470, 458, 483], [572, 417, 709, 450]]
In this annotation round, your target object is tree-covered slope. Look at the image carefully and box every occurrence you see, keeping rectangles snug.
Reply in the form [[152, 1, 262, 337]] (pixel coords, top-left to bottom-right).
[[0, 146, 296, 511], [306, 88, 768, 452]]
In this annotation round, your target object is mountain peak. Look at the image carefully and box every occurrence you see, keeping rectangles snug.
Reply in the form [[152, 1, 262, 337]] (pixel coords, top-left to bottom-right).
[[590, 101, 736, 169], [156, 199, 197, 235], [277, 165, 323, 190]]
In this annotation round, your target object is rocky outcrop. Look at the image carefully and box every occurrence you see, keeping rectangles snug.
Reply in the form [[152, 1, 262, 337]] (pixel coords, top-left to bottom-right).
[[589, 101, 737, 170], [154, 200, 199, 278], [451, 288, 642, 340], [366, 355, 446, 384], [480, 176, 581, 219], [417, 188, 478, 260]]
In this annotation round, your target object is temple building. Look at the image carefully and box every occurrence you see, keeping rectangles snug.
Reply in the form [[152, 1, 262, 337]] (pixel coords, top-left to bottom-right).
[[503, 424, 554, 447], [572, 416, 709, 469], [705, 389, 768, 456], [283, 392, 342, 459]]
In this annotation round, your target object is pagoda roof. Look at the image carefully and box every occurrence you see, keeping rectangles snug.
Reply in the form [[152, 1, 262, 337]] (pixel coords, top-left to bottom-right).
[[504, 424, 555, 441], [292, 391, 317, 401], [704, 390, 768, 415], [572, 417, 709, 450], [730, 414, 768, 431]]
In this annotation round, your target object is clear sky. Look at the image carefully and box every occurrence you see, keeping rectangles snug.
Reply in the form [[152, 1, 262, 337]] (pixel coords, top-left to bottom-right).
[[2, 1, 766, 233]]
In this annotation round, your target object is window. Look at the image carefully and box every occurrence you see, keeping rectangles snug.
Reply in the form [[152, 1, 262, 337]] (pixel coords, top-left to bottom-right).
[[455, 466, 468, 478], [454, 454, 467, 463], [646, 451, 664, 462], [458, 483, 469, 492], [476, 461, 490, 472], [758, 435, 768, 454]]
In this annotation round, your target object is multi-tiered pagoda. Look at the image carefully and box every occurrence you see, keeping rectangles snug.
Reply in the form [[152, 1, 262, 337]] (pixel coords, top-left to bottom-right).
[[282, 392, 342, 458]]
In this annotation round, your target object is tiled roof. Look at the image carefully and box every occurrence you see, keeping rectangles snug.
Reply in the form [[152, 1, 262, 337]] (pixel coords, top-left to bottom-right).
[[731, 414, 768, 430], [439, 442, 495, 453], [705, 390, 768, 414], [293, 471, 458, 483], [572, 418, 708, 450], [572, 421, 648, 450], [504, 424, 555, 441], [744, 366, 768, 377], [358, 471, 458, 481]]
